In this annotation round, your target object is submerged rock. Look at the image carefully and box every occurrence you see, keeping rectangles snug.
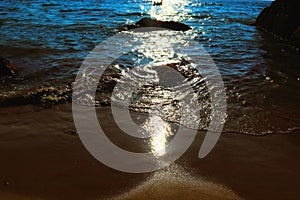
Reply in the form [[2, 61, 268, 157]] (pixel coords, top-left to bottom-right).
[[124, 17, 191, 32], [255, 0, 300, 48], [0, 57, 16, 77], [0, 72, 119, 107], [0, 86, 72, 107]]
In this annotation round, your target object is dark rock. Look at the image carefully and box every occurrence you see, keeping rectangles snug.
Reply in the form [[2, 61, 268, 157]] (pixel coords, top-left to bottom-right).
[[124, 17, 191, 32], [255, 0, 300, 48], [0, 57, 16, 76], [123, 24, 140, 31], [153, 0, 163, 6]]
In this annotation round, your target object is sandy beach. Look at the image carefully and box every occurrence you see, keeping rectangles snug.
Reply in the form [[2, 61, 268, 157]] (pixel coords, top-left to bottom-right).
[[0, 104, 299, 200]]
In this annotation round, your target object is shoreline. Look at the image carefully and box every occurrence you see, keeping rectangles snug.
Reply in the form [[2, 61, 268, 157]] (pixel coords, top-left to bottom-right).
[[0, 104, 300, 199]]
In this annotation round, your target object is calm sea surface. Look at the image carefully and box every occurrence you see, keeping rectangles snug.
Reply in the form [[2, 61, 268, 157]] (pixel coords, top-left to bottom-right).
[[0, 0, 299, 135]]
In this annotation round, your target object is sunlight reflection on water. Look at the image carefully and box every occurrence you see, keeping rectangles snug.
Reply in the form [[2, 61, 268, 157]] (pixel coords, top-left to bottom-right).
[[149, 0, 190, 21]]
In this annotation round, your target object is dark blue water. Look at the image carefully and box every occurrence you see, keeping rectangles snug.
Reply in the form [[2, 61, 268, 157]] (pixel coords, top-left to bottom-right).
[[0, 0, 299, 135]]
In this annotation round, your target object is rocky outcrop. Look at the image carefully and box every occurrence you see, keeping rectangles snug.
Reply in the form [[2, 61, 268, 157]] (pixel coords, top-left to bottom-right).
[[255, 0, 300, 48], [0, 57, 16, 76], [124, 17, 191, 32]]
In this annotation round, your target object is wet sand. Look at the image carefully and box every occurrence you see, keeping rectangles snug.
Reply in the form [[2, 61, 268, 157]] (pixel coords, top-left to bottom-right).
[[0, 104, 299, 199]]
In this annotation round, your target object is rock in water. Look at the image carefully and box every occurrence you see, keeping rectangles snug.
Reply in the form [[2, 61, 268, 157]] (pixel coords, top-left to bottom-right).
[[153, 0, 163, 6], [124, 17, 191, 32], [0, 57, 16, 76], [255, 0, 300, 48]]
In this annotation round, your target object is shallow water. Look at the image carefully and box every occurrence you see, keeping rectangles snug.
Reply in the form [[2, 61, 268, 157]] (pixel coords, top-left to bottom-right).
[[0, 0, 299, 135]]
